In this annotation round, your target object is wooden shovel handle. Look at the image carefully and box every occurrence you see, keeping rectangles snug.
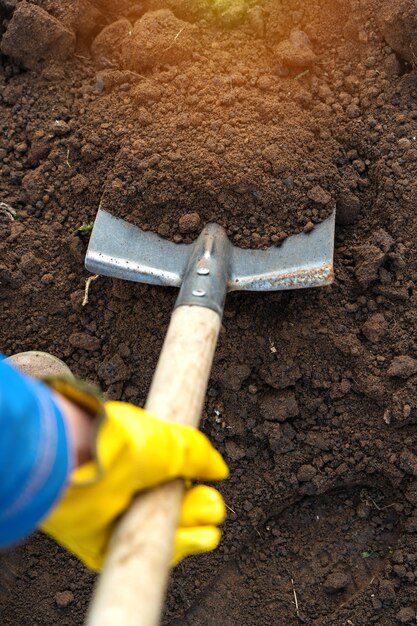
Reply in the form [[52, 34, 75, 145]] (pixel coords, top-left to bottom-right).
[[87, 305, 222, 626]]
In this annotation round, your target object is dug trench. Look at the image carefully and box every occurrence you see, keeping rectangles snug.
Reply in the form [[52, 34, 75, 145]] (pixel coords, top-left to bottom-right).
[[0, 0, 417, 624]]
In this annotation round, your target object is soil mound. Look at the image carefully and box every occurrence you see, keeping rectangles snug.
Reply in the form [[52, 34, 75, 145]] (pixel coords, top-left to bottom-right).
[[1, 1, 417, 625]]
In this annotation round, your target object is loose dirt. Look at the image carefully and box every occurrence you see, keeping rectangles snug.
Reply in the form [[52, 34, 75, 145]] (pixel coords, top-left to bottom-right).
[[1, 0, 417, 624]]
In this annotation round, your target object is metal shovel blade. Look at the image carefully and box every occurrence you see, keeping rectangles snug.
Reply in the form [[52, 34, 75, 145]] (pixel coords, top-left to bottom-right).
[[85, 209, 335, 292]]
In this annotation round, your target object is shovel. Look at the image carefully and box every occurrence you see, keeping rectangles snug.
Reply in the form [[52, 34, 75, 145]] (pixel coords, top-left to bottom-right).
[[84, 209, 335, 626]]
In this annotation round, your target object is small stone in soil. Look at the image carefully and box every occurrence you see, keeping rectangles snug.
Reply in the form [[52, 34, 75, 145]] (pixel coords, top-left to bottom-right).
[[50, 120, 70, 137], [41, 273, 54, 285], [0, 202, 16, 222]]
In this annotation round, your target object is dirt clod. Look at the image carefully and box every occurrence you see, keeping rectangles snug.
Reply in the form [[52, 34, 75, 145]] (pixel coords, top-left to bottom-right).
[[323, 571, 351, 594], [91, 18, 131, 67], [388, 356, 417, 379], [336, 191, 361, 226], [55, 590, 74, 608], [219, 363, 251, 392], [1, 2, 75, 70], [396, 606, 416, 624], [225, 440, 246, 462], [296, 464, 317, 483], [354, 245, 386, 287], [377, 0, 417, 65], [178, 212, 201, 234], [307, 186, 332, 206], [260, 390, 299, 422], [362, 313, 387, 343], [122, 10, 197, 72], [69, 332, 101, 352], [399, 450, 417, 476], [273, 30, 316, 69]]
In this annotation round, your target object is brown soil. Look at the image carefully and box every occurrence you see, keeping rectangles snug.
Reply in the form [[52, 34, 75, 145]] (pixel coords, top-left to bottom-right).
[[1, 0, 417, 624]]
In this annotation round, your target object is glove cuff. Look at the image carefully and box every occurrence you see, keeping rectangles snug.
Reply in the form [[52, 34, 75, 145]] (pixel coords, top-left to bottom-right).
[[43, 376, 105, 419], [43, 376, 106, 484]]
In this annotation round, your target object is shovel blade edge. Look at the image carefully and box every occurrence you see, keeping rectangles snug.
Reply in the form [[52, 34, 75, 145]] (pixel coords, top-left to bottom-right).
[[85, 209, 189, 287], [228, 213, 335, 291]]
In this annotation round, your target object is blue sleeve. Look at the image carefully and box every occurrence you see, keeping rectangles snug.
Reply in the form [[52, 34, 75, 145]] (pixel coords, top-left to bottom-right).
[[0, 356, 73, 547]]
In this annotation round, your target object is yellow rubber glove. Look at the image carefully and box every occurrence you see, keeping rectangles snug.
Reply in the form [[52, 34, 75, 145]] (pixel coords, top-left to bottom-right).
[[41, 401, 229, 571]]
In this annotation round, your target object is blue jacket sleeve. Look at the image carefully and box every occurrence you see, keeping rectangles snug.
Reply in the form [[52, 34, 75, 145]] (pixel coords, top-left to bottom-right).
[[0, 356, 72, 547]]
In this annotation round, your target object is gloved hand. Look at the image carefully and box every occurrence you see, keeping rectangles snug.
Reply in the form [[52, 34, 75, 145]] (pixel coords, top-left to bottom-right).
[[41, 400, 229, 571]]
